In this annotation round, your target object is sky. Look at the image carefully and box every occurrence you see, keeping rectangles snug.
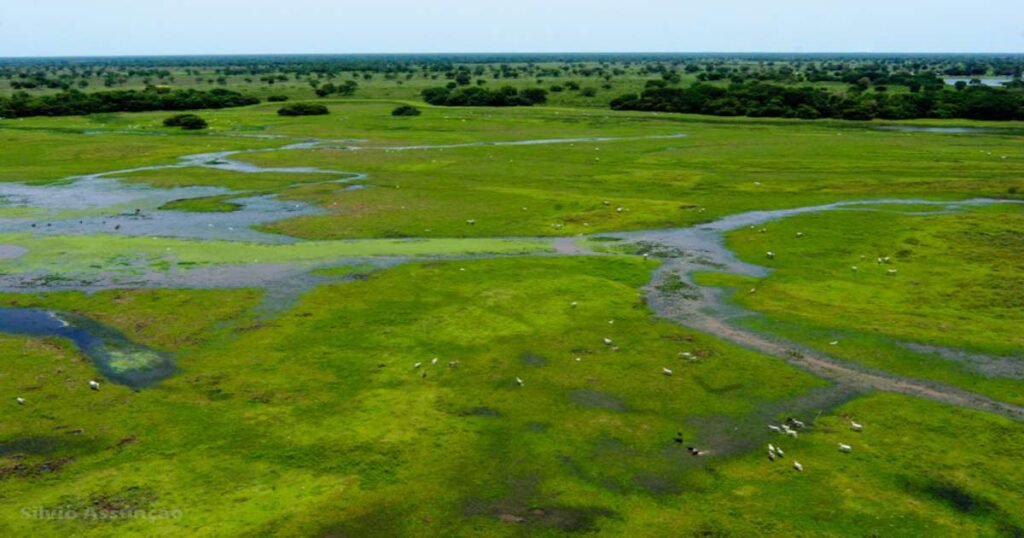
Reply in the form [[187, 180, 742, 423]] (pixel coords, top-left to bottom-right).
[[0, 0, 1021, 57]]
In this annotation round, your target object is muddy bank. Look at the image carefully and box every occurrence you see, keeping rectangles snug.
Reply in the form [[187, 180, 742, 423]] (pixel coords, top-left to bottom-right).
[[610, 198, 1024, 420]]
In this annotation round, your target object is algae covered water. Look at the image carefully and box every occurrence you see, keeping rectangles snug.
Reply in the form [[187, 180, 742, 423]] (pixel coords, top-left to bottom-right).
[[0, 307, 173, 388]]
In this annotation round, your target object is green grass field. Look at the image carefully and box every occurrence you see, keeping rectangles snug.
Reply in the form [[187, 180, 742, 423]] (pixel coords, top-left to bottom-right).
[[0, 93, 1022, 537]]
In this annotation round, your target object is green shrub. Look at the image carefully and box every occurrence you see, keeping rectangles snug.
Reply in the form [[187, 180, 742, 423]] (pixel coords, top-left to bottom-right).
[[267, 95, 289, 102], [277, 103, 329, 116], [391, 105, 421, 117], [163, 113, 208, 130]]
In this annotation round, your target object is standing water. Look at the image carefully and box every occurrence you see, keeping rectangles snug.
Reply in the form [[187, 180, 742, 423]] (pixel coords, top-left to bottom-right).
[[0, 308, 173, 388]]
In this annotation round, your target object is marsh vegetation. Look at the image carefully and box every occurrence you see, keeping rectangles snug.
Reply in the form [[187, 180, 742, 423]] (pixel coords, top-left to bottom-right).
[[0, 53, 1022, 537]]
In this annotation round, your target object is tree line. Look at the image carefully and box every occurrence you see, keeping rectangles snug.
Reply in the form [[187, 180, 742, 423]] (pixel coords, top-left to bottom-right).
[[0, 88, 259, 119], [421, 86, 547, 106], [609, 81, 1024, 121]]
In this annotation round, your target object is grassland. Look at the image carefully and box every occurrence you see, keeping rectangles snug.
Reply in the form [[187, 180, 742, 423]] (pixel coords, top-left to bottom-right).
[[0, 89, 1022, 537], [697, 202, 1024, 406], [4, 258, 1023, 537]]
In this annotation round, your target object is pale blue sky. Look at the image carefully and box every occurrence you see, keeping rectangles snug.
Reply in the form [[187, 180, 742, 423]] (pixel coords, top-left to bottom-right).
[[0, 0, 1021, 57]]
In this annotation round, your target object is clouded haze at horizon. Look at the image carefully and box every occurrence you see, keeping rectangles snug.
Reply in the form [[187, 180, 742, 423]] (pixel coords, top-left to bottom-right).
[[0, 0, 1021, 57]]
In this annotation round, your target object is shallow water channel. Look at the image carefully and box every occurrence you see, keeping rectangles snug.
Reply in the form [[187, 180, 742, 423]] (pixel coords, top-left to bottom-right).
[[0, 307, 173, 388]]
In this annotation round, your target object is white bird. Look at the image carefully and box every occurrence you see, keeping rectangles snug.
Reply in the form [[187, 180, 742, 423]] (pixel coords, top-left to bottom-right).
[[768, 450, 776, 461], [413, 362, 423, 369], [603, 338, 614, 346], [786, 430, 798, 439], [662, 368, 673, 376], [887, 269, 898, 276], [88, 380, 100, 391], [796, 232, 804, 237], [851, 266, 859, 272], [850, 421, 864, 432], [571, 301, 578, 308], [768, 443, 776, 453], [431, 358, 438, 366], [749, 288, 756, 294], [466, 219, 476, 225], [766, 251, 775, 259], [838, 443, 852, 453], [575, 357, 582, 362], [789, 418, 806, 429], [516, 377, 524, 386], [830, 340, 839, 346], [768, 425, 782, 433], [793, 461, 803, 472], [775, 447, 784, 457], [16, 397, 26, 405]]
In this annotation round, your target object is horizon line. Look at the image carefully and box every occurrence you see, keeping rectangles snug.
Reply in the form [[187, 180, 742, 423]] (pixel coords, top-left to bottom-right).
[[2, 51, 1024, 61]]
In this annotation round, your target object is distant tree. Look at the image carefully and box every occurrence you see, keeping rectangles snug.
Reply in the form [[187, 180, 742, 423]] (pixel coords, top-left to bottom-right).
[[315, 83, 337, 97], [519, 88, 548, 105], [267, 95, 289, 102], [580, 87, 597, 97]]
